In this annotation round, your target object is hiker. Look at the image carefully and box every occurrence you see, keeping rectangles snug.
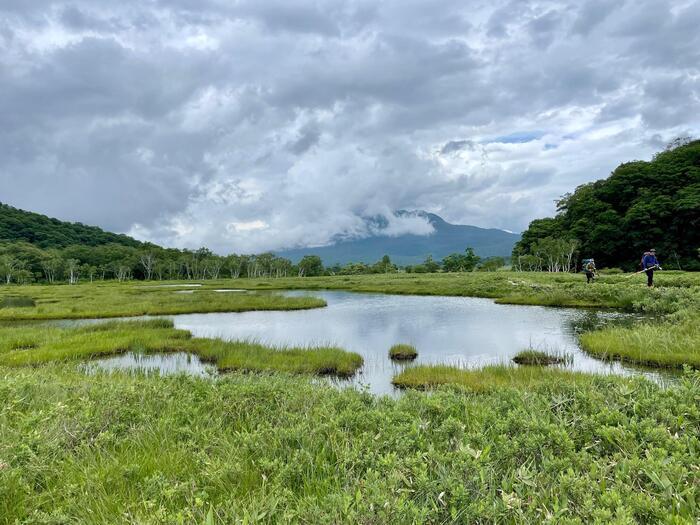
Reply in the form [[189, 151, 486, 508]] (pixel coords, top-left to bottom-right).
[[641, 249, 661, 287], [584, 258, 597, 283]]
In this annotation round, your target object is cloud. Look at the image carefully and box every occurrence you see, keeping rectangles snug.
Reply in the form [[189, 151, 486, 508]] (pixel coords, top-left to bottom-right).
[[1, 0, 699, 253]]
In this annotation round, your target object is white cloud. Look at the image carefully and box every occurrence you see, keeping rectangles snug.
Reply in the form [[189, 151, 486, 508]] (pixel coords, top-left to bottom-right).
[[1, 0, 699, 253]]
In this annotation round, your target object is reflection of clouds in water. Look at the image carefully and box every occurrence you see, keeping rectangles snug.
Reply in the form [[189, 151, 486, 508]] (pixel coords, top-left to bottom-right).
[[170, 291, 673, 395]]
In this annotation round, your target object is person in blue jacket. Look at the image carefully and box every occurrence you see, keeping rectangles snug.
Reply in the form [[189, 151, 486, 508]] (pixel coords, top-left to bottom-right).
[[641, 249, 661, 287]]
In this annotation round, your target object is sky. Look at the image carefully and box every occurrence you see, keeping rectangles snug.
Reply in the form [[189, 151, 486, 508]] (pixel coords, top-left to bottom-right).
[[1, 0, 699, 254]]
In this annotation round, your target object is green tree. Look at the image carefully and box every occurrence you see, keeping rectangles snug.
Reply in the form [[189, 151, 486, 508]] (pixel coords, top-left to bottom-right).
[[298, 255, 324, 277]]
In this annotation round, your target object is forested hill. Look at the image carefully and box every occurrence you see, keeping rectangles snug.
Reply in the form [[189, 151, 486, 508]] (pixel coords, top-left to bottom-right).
[[514, 139, 700, 270], [0, 202, 144, 249]]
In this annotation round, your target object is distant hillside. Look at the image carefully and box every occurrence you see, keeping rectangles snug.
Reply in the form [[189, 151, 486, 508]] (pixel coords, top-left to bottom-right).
[[0, 202, 144, 249], [278, 211, 520, 265]]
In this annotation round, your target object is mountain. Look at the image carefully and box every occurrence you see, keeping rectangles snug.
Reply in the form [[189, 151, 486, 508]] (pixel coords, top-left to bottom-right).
[[0, 202, 145, 249], [277, 211, 520, 266]]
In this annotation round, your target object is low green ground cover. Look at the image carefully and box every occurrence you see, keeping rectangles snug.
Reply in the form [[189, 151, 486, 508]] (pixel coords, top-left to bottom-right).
[[388, 343, 418, 361], [0, 320, 362, 377], [0, 283, 325, 320], [1, 367, 698, 523]]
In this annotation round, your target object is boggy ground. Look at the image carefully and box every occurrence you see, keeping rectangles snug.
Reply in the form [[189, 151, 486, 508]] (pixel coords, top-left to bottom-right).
[[1, 366, 699, 523], [0, 319, 363, 377], [1, 273, 700, 521], [6, 271, 698, 368]]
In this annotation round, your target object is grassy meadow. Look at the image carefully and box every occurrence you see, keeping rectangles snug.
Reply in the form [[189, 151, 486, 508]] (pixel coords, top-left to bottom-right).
[[0, 282, 325, 320], [2, 366, 699, 523], [1, 270, 700, 522]]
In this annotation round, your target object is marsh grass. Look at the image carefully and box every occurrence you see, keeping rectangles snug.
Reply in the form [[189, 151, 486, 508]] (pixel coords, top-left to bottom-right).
[[0, 319, 363, 377], [512, 349, 570, 366], [580, 317, 700, 369], [388, 343, 417, 361], [0, 296, 36, 308], [392, 364, 591, 392], [0, 283, 326, 320]]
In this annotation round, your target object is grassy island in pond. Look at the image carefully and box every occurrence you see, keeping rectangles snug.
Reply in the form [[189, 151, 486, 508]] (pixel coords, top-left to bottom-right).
[[389, 343, 418, 361], [512, 349, 568, 366], [0, 319, 363, 377]]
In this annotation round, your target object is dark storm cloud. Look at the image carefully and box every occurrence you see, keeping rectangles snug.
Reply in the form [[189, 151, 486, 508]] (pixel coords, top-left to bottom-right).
[[1, 0, 699, 252]]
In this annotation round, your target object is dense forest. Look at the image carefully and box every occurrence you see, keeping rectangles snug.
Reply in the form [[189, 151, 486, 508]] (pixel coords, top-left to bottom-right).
[[514, 139, 700, 271], [0, 203, 144, 249]]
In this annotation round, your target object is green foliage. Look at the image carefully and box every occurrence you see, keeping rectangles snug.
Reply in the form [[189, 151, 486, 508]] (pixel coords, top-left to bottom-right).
[[2, 366, 699, 522], [298, 255, 324, 277], [477, 256, 506, 272], [442, 247, 480, 272], [515, 140, 700, 270], [0, 202, 144, 249], [388, 344, 418, 360]]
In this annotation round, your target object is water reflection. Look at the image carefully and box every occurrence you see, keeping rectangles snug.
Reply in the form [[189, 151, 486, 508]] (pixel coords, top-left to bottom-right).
[[82, 351, 216, 377], [168, 291, 674, 394]]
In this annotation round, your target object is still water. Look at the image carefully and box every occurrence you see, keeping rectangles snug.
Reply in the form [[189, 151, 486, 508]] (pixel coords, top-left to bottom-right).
[[87, 290, 666, 395]]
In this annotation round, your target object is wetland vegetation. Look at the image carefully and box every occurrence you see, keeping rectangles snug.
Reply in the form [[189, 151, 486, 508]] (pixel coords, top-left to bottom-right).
[[0, 319, 362, 377], [388, 343, 418, 361], [2, 366, 699, 523], [1, 271, 699, 522]]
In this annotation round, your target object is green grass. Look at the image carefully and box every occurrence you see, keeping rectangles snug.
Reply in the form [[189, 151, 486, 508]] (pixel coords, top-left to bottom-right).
[[388, 343, 417, 361], [0, 320, 363, 377], [2, 366, 699, 523], [0, 282, 325, 320], [580, 317, 700, 369], [392, 365, 593, 392], [512, 349, 568, 366], [0, 296, 35, 308]]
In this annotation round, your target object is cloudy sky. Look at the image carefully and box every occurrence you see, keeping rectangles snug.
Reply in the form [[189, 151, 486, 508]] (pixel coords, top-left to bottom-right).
[[1, 0, 699, 253]]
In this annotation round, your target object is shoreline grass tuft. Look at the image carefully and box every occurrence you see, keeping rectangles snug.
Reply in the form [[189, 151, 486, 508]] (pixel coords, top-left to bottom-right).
[[389, 343, 417, 361], [392, 364, 590, 392], [580, 317, 700, 369]]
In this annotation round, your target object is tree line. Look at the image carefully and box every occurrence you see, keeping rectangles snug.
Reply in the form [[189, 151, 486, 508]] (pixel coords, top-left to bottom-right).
[[0, 242, 511, 285], [513, 138, 700, 271]]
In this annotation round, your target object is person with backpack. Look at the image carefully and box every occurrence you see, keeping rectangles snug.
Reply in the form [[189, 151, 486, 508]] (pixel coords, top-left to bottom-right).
[[584, 258, 597, 284], [641, 249, 661, 287]]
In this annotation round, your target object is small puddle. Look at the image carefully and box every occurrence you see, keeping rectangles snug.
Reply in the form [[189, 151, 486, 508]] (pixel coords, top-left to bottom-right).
[[80, 352, 216, 377], [213, 289, 247, 293]]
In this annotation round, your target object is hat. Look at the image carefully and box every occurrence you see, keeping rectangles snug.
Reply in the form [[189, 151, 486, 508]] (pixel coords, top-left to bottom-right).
[[650, 248, 656, 252]]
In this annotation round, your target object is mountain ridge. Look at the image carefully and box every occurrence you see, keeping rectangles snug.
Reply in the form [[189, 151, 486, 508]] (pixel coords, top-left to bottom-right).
[[277, 211, 520, 266]]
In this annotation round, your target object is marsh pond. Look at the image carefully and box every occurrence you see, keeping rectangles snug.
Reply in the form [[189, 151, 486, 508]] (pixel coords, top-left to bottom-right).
[[82, 290, 673, 394]]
